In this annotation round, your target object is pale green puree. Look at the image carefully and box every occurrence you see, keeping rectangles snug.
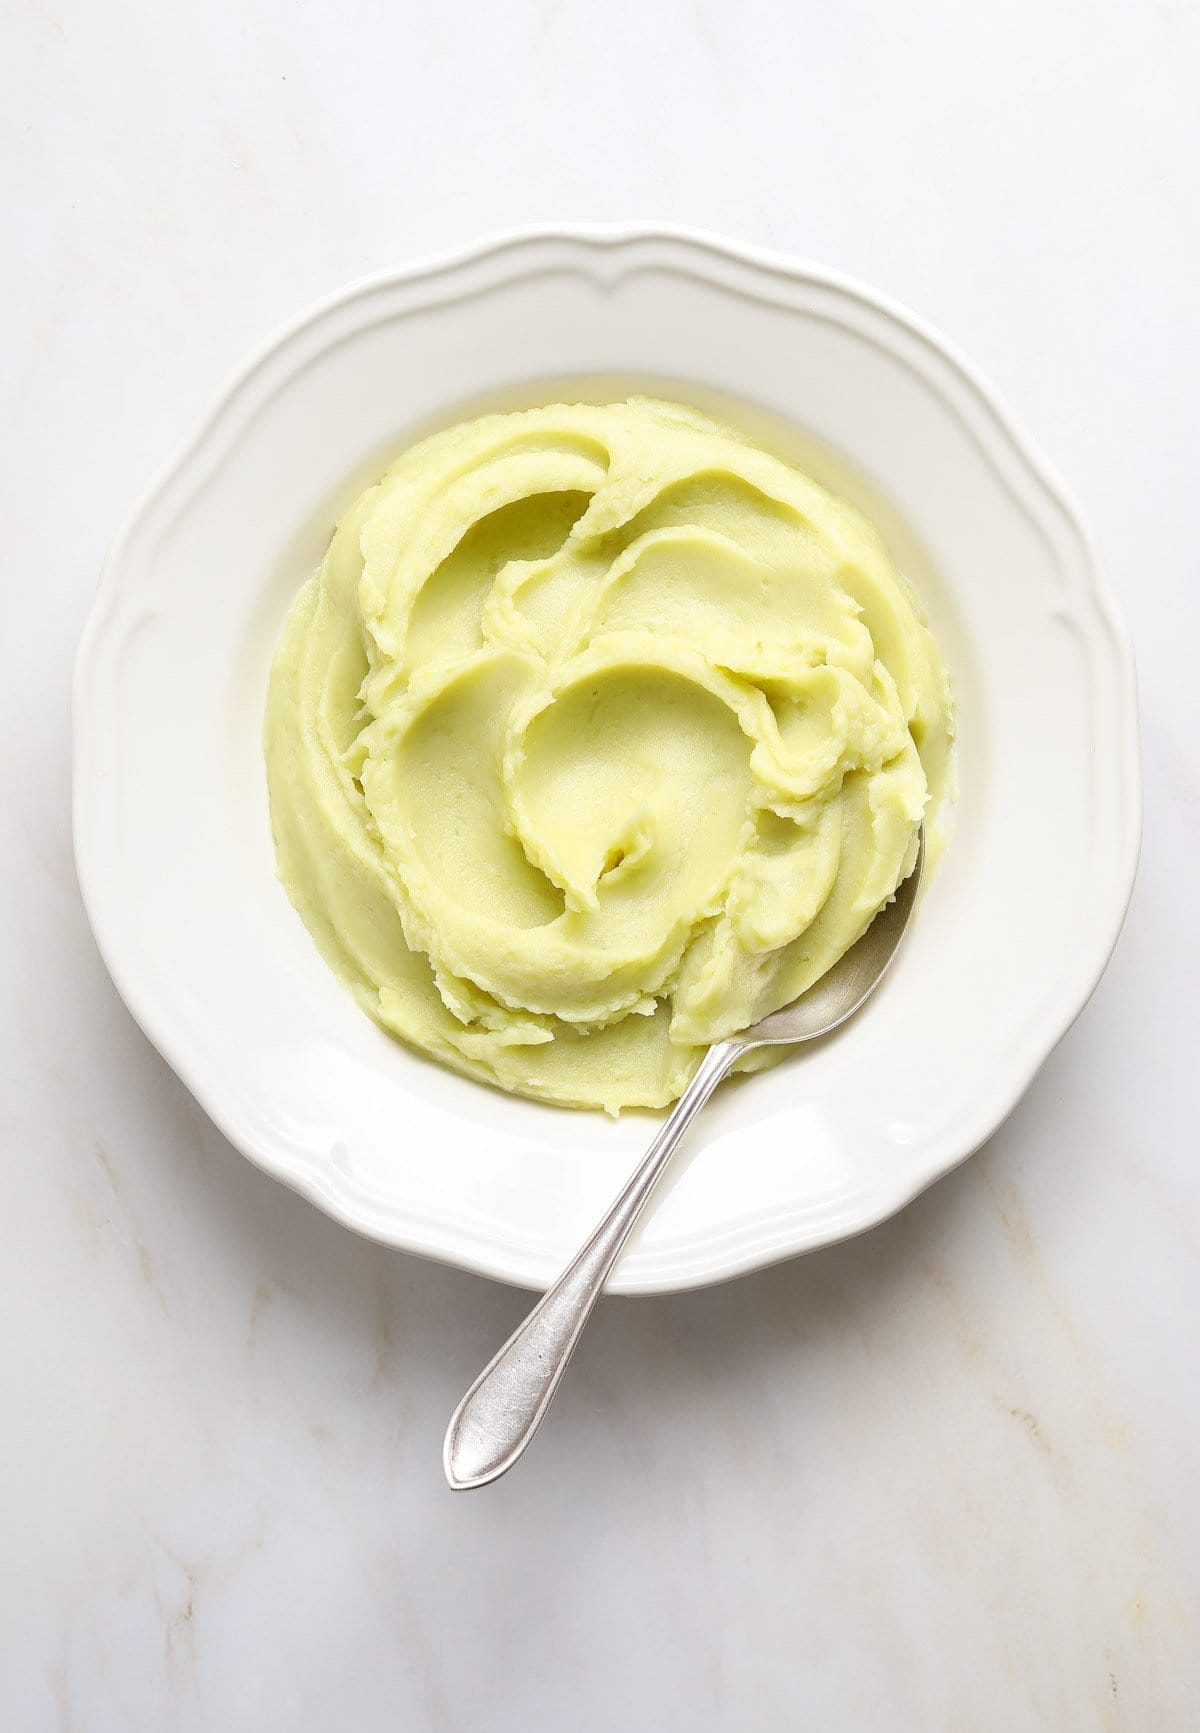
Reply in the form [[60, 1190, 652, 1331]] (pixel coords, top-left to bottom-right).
[[265, 399, 953, 1112]]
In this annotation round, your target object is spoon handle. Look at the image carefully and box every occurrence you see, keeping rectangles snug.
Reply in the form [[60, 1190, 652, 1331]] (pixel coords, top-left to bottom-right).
[[443, 1039, 741, 1489]]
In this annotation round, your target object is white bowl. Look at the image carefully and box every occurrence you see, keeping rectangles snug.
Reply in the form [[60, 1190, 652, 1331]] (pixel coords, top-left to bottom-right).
[[73, 227, 1140, 1294]]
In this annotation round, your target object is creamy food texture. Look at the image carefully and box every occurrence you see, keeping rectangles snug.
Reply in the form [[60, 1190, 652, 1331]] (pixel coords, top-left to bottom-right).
[[265, 398, 953, 1111]]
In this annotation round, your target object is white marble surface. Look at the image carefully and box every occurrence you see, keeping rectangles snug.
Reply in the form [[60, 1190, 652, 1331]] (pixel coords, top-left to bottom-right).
[[2, 1, 1198, 1726]]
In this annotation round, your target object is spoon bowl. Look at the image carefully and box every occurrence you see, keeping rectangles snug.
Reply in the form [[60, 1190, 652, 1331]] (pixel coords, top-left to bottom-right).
[[741, 831, 924, 1048]]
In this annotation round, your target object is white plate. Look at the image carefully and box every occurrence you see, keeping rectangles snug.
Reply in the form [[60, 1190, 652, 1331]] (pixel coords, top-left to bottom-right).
[[73, 227, 1140, 1294]]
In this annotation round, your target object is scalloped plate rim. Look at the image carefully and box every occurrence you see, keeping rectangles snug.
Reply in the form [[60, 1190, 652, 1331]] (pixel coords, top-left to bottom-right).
[[72, 224, 1141, 1294]]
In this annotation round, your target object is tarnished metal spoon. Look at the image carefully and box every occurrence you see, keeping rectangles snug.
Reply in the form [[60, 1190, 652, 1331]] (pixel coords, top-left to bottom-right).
[[444, 831, 924, 1490]]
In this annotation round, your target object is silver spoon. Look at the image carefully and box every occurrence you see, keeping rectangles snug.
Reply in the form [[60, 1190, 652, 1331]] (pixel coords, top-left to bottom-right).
[[444, 831, 924, 1490]]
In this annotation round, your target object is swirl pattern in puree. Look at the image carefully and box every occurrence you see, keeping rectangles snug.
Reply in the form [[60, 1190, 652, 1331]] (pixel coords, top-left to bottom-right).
[[265, 397, 953, 1112]]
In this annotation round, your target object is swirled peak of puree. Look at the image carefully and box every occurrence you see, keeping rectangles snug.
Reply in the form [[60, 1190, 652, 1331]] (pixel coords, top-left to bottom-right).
[[265, 398, 953, 1112]]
